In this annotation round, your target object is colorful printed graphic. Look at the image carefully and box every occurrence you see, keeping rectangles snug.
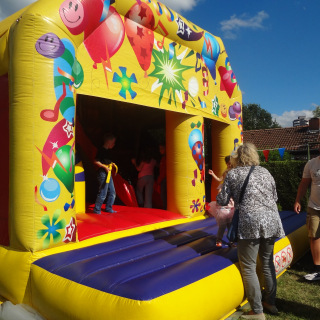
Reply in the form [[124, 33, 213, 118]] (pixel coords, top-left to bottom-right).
[[40, 177, 61, 202], [63, 217, 77, 243], [219, 57, 238, 98], [36, 34, 83, 123], [125, 6, 154, 77], [228, 101, 242, 121], [53, 145, 75, 194], [37, 209, 66, 249], [113, 67, 138, 99], [84, 6, 125, 70], [188, 127, 204, 181], [39, 119, 74, 176], [175, 15, 203, 42], [149, 45, 192, 105], [212, 96, 220, 117]]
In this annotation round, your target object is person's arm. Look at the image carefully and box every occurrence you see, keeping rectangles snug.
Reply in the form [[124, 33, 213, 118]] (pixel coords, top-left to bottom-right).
[[216, 173, 232, 206], [94, 160, 111, 172], [132, 159, 145, 172], [294, 178, 311, 213], [208, 169, 223, 182]]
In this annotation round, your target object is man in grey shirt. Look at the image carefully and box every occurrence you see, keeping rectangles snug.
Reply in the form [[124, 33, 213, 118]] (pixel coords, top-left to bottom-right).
[[294, 154, 320, 281]]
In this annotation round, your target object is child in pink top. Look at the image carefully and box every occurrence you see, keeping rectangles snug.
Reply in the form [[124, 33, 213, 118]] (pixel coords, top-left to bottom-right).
[[132, 149, 157, 208], [208, 155, 235, 247]]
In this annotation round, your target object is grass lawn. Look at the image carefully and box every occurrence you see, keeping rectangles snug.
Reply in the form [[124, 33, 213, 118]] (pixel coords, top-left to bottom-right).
[[265, 251, 320, 320]]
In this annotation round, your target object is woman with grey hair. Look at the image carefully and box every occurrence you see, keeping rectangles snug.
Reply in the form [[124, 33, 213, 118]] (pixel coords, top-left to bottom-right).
[[216, 143, 285, 320]]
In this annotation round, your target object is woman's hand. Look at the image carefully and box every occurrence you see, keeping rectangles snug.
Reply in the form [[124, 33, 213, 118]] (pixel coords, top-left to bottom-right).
[[131, 159, 136, 165], [208, 169, 214, 176]]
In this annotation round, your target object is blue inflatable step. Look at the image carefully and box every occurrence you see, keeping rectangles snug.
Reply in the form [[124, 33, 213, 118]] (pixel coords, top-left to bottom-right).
[[33, 212, 306, 301]]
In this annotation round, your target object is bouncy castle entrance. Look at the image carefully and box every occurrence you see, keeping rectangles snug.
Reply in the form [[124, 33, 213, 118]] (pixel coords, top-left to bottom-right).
[[75, 94, 190, 241], [76, 94, 166, 209]]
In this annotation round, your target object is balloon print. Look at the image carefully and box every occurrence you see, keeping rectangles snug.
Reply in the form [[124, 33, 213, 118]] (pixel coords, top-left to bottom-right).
[[125, 5, 154, 77], [40, 178, 61, 202], [84, 6, 125, 69], [191, 141, 204, 172], [59, 0, 88, 35], [188, 128, 204, 180], [60, 0, 107, 38], [35, 33, 65, 59], [53, 145, 75, 194], [125, 2, 155, 30], [188, 128, 203, 149]]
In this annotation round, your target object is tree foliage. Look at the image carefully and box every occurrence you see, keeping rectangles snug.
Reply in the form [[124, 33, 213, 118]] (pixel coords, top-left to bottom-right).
[[312, 105, 320, 118], [243, 103, 281, 131]]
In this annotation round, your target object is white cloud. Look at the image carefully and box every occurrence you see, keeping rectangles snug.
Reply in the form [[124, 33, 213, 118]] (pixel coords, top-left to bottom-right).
[[311, 103, 319, 107], [220, 11, 269, 39], [160, 0, 198, 13], [272, 110, 314, 128], [0, 0, 36, 21]]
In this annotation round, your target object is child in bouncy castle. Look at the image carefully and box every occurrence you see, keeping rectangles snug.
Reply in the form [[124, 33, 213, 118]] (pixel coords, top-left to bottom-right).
[[93, 133, 117, 214], [156, 143, 167, 210], [132, 149, 157, 208], [208, 156, 235, 247]]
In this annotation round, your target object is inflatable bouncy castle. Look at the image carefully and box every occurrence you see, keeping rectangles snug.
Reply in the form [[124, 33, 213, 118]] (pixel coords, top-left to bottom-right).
[[0, 1, 309, 319]]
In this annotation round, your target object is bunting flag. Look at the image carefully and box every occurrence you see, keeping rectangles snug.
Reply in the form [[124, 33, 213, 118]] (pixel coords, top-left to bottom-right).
[[263, 150, 270, 162], [278, 148, 286, 159]]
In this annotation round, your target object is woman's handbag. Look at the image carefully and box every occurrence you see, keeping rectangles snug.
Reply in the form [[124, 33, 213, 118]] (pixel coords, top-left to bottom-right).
[[227, 166, 255, 242]]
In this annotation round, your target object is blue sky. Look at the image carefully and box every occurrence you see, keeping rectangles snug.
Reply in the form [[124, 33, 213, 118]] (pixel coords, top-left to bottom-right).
[[1, 0, 319, 127]]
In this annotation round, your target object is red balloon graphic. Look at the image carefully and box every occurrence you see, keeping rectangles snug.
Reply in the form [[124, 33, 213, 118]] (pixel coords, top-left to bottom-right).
[[125, 3, 155, 30], [218, 66, 237, 98], [192, 141, 204, 173], [125, 4, 155, 77], [84, 0, 105, 39], [84, 6, 125, 69]]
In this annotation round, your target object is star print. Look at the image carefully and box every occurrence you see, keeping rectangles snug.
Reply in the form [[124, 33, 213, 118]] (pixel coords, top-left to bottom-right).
[[40, 174, 48, 181], [138, 6, 147, 20], [63, 120, 74, 138], [127, 36, 135, 47], [186, 27, 192, 38], [176, 16, 185, 35], [50, 141, 59, 149], [137, 26, 144, 39], [63, 217, 76, 243], [141, 47, 147, 59]]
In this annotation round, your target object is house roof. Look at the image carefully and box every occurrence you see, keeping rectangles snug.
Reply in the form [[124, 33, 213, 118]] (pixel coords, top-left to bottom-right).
[[243, 125, 320, 151]]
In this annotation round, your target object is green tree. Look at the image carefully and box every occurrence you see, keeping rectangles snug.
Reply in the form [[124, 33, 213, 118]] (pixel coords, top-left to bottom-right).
[[312, 105, 320, 117], [242, 103, 281, 131]]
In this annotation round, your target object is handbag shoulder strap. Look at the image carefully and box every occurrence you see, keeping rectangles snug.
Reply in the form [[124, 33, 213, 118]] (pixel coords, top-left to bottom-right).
[[239, 166, 255, 204]]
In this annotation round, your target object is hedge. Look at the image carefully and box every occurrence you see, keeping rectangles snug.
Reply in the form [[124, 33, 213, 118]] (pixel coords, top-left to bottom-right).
[[260, 161, 309, 211]]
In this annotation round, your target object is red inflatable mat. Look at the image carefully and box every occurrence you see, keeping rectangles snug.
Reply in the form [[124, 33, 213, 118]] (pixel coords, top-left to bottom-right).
[[77, 205, 186, 241]]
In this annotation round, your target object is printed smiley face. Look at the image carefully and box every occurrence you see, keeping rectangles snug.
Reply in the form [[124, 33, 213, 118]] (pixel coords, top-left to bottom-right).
[[59, 0, 88, 35], [36, 33, 65, 58], [220, 104, 227, 118]]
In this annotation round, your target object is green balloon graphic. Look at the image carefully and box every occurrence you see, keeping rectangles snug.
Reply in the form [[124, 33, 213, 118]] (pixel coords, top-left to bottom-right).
[[53, 145, 74, 194], [72, 58, 84, 89]]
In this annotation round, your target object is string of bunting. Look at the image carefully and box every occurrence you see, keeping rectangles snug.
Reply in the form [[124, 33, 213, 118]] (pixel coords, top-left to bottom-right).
[[258, 148, 286, 162]]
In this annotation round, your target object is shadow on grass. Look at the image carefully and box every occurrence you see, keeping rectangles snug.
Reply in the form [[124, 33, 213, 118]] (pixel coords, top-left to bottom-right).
[[275, 297, 320, 319]]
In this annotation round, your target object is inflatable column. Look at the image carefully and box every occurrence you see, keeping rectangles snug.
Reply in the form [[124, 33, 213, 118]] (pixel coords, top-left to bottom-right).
[[211, 41, 243, 200], [8, 6, 80, 252], [166, 111, 206, 218]]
